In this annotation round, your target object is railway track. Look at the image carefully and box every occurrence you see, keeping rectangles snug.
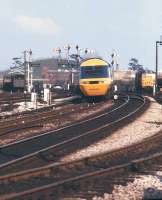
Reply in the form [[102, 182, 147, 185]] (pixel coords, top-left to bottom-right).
[[0, 93, 31, 114], [0, 98, 113, 145], [0, 99, 95, 135], [0, 95, 81, 121], [10, 150, 161, 200], [0, 96, 66, 120], [0, 94, 30, 105], [0, 95, 127, 164], [0, 91, 72, 116], [0, 127, 161, 187], [0, 97, 30, 105], [0, 94, 150, 199], [2, 151, 162, 199], [0, 90, 72, 105]]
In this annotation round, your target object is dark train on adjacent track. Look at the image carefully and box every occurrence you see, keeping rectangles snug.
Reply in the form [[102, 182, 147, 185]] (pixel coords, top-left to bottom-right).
[[3, 74, 25, 92], [135, 71, 156, 93]]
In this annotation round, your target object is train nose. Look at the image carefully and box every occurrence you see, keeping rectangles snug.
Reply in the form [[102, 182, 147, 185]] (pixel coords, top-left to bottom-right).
[[80, 83, 109, 96]]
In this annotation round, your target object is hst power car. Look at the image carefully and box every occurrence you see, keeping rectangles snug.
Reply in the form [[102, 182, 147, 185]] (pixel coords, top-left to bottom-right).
[[79, 58, 113, 96]]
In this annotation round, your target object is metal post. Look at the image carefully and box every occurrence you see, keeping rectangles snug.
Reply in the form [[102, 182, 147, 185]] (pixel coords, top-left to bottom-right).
[[112, 64, 114, 80], [85, 48, 88, 55], [116, 54, 119, 71], [155, 41, 158, 95], [76, 45, 79, 69], [24, 90, 27, 108], [27, 60, 30, 92], [58, 48, 61, 67], [31, 68, 33, 90], [155, 41, 162, 95], [23, 50, 27, 92], [29, 50, 33, 91], [56, 47, 61, 71], [71, 70, 74, 84], [111, 52, 115, 80], [67, 45, 70, 65], [10, 90, 13, 111]]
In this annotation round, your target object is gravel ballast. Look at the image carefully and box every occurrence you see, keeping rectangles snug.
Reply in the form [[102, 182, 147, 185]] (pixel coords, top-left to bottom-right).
[[0, 101, 113, 145], [60, 96, 162, 200], [61, 96, 162, 162], [92, 174, 162, 200]]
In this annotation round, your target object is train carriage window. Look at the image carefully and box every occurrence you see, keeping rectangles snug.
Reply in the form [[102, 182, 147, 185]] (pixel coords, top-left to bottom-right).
[[80, 65, 109, 79]]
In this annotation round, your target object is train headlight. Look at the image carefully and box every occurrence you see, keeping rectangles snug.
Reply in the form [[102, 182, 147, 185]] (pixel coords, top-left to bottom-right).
[[114, 95, 118, 100], [82, 81, 89, 84]]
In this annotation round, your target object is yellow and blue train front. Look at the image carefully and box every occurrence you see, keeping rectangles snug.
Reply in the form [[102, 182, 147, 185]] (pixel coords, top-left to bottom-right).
[[80, 78, 112, 96], [79, 58, 112, 96]]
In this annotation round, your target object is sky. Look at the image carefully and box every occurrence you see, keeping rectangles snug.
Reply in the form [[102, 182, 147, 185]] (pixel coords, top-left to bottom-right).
[[0, 0, 162, 70]]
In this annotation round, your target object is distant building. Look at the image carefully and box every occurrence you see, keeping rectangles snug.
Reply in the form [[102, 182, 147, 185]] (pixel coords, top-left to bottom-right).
[[0, 70, 9, 89], [32, 57, 79, 89]]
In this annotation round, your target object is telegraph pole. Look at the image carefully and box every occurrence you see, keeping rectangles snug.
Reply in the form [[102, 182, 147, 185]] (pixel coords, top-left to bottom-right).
[[111, 51, 115, 80], [76, 45, 79, 69], [155, 41, 158, 95], [23, 49, 33, 93], [29, 49, 33, 91], [66, 44, 71, 64], [155, 41, 162, 95], [23, 50, 27, 92]]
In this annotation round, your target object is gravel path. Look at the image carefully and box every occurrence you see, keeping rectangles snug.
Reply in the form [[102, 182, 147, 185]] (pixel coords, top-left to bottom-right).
[[61, 96, 162, 163]]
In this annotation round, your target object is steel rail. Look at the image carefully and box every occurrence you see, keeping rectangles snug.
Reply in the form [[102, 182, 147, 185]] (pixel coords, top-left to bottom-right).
[[0, 95, 128, 167], [0, 96, 153, 200], [0, 95, 145, 177], [4, 150, 160, 200], [0, 99, 102, 136], [1, 121, 162, 187], [0, 95, 80, 120]]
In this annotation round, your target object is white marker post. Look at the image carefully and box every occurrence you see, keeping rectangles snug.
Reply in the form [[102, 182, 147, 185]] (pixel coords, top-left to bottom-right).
[[153, 84, 156, 96]]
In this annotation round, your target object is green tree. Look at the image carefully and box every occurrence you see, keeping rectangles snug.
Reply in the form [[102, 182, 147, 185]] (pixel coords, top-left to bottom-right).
[[128, 58, 144, 72]]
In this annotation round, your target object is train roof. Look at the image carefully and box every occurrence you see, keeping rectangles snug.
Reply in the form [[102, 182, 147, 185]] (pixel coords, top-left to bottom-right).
[[80, 58, 109, 67]]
